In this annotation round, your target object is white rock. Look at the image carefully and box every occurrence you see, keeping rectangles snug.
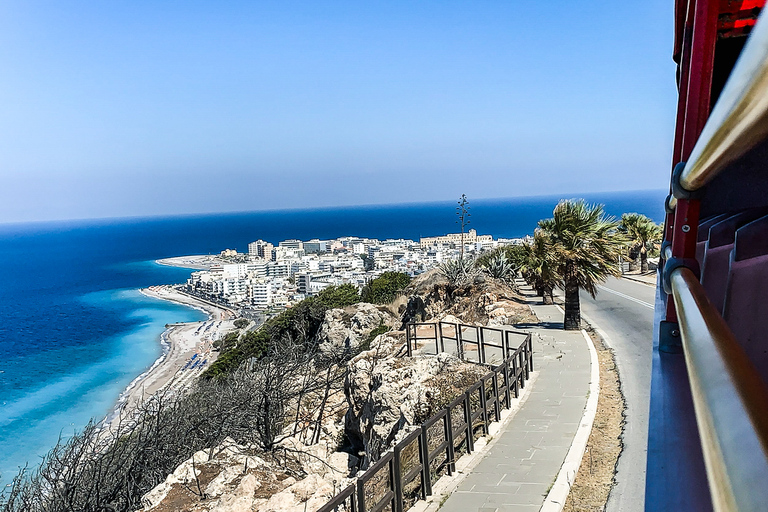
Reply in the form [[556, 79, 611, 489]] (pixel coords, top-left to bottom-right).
[[210, 474, 260, 512], [344, 349, 481, 463], [258, 474, 335, 512], [206, 464, 245, 498], [142, 449, 210, 509], [316, 304, 394, 356]]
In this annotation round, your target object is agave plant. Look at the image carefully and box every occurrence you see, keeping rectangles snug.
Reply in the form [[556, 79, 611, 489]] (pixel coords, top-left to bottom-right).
[[481, 251, 516, 283], [438, 257, 477, 286]]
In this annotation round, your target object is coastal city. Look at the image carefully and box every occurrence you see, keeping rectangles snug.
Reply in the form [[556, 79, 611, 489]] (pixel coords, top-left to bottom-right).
[[7, 0, 755, 510], [168, 229, 529, 313]]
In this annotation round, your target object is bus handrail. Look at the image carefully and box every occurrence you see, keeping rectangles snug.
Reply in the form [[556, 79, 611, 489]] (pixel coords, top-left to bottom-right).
[[668, 266, 768, 511], [668, 9, 768, 207]]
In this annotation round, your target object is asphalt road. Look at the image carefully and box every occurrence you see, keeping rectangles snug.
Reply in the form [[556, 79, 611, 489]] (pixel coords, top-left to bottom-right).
[[579, 276, 656, 512]]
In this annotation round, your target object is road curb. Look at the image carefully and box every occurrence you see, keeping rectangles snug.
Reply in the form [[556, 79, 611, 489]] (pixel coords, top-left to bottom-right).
[[620, 273, 657, 287], [539, 310, 601, 512]]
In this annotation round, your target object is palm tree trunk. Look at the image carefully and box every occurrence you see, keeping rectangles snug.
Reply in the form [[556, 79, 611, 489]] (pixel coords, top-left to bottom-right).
[[563, 262, 580, 330], [542, 284, 554, 305], [640, 246, 649, 273]]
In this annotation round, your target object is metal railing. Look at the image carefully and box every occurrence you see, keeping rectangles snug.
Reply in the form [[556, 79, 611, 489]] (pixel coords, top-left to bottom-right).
[[667, 10, 768, 209], [668, 266, 768, 511], [405, 321, 532, 368], [317, 325, 533, 512]]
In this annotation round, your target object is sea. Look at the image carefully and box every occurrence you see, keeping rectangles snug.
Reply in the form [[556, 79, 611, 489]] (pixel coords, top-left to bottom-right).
[[0, 190, 664, 487]]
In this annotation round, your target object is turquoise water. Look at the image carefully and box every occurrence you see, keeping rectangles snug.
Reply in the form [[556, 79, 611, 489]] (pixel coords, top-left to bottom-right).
[[0, 276, 205, 486], [0, 191, 665, 487]]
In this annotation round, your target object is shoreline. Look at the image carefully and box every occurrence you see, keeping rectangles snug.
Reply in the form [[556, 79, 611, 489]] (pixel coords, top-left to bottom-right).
[[155, 255, 223, 270], [105, 285, 234, 428]]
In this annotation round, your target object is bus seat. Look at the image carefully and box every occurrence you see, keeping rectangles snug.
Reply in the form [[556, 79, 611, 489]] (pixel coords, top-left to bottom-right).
[[701, 210, 768, 313], [696, 214, 729, 265], [723, 214, 768, 383]]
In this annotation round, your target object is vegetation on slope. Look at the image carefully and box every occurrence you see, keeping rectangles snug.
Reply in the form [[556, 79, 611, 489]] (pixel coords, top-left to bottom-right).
[[360, 271, 411, 304], [204, 283, 361, 378], [1, 338, 348, 512]]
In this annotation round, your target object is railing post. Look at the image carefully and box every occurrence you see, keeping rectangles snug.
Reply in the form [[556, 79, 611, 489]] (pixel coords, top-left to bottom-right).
[[479, 380, 489, 434], [393, 443, 403, 512], [429, 323, 435, 354], [420, 426, 433, 497], [478, 327, 486, 364], [528, 334, 534, 371], [457, 323, 463, 360], [415, 427, 427, 500], [512, 356, 519, 398], [464, 391, 474, 452], [443, 411, 454, 476], [388, 456, 396, 512], [445, 407, 456, 473], [456, 323, 463, 361], [357, 478, 366, 512], [525, 341, 531, 379], [492, 372, 501, 422], [499, 362, 509, 408], [406, 324, 412, 357]]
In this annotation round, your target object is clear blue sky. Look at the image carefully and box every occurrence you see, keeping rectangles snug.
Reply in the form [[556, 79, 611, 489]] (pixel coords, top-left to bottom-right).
[[0, 0, 676, 223]]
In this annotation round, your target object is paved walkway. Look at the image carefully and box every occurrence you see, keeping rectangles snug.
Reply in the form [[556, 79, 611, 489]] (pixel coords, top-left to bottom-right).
[[438, 286, 594, 512]]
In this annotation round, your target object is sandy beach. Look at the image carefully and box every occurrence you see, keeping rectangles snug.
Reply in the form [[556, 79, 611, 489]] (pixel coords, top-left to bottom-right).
[[107, 285, 235, 425], [155, 254, 225, 270]]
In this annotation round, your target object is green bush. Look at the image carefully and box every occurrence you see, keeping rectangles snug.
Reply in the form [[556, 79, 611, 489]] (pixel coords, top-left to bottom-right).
[[233, 318, 249, 329], [360, 272, 411, 304], [315, 283, 361, 308], [203, 284, 361, 378]]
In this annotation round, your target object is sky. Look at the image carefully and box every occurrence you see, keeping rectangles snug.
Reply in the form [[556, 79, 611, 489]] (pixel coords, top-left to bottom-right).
[[0, 1, 677, 223]]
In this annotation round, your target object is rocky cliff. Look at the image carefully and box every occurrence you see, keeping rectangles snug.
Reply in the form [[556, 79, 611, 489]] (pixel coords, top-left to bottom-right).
[[400, 269, 536, 326], [141, 279, 532, 512]]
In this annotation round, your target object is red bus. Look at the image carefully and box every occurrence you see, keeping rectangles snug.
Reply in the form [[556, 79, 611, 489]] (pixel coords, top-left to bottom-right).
[[648, 1, 768, 510]]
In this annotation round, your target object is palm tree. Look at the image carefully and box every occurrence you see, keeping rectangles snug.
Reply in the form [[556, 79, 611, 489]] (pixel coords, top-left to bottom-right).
[[620, 213, 662, 273], [539, 200, 627, 330], [519, 231, 560, 304]]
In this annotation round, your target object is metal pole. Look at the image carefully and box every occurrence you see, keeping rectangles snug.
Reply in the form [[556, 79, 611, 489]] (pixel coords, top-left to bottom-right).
[[464, 391, 474, 452]]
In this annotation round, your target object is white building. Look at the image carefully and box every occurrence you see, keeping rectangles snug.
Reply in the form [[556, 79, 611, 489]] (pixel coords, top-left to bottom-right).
[[249, 281, 272, 307], [279, 239, 304, 250], [304, 239, 329, 254], [419, 229, 493, 249], [248, 240, 275, 260]]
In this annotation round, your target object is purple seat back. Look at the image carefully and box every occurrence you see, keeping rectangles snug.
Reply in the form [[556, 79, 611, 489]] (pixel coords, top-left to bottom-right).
[[723, 215, 768, 383], [696, 214, 728, 265], [701, 210, 768, 313]]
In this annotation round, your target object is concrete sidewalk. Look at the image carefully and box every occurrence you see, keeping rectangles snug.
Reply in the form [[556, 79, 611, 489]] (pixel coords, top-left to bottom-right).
[[436, 286, 595, 512]]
